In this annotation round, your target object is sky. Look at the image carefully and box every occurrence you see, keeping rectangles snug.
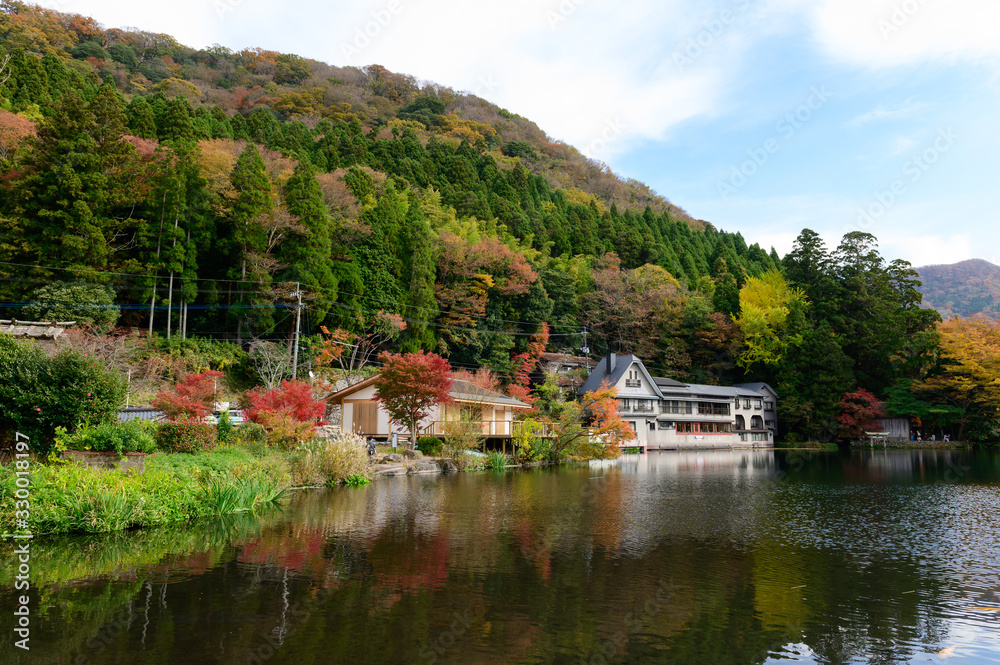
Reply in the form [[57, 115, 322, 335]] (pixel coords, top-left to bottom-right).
[[41, 0, 1000, 267]]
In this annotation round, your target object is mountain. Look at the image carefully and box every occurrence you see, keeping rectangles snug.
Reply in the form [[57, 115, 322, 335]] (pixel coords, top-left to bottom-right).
[[0, 0, 785, 379], [0, 1, 696, 225], [916, 259, 1000, 319]]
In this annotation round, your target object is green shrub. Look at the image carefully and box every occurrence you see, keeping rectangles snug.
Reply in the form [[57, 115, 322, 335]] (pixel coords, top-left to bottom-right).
[[23, 281, 119, 331], [216, 409, 234, 443], [156, 422, 217, 453], [416, 436, 443, 456], [0, 337, 127, 455], [228, 422, 267, 451], [343, 474, 371, 487], [512, 419, 549, 462], [55, 420, 158, 456], [137, 337, 249, 382]]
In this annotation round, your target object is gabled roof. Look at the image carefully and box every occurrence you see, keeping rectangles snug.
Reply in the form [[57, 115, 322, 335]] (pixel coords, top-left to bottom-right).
[[577, 354, 662, 398], [325, 376, 378, 403], [325, 375, 529, 409], [577, 354, 780, 404], [733, 382, 779, 398]]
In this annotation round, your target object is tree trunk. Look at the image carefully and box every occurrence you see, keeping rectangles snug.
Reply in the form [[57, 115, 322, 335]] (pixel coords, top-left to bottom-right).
[[148, 190, 168, 336]]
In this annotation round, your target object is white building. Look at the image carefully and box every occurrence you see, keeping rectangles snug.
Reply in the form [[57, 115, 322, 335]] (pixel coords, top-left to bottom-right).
[[578, 354, 778, 449]]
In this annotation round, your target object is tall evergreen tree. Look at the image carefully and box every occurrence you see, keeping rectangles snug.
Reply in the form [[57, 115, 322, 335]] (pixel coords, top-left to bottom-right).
[[279, 158, 337, 321], [125, 96, 158, 139], [400, 203, 437, 352], [227, 144, 274, 340]]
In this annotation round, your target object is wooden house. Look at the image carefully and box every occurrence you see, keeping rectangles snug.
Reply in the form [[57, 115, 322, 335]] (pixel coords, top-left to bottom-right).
[[325, 377, 530, 441]]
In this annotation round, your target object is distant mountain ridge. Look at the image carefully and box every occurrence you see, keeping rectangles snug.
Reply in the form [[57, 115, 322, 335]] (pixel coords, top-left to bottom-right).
[[916, 259, 1000, 319]]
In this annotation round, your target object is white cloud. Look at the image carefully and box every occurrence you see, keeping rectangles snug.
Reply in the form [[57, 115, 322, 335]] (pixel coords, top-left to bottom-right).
[[848, 99, 930, 126], [753, 231, 800, 256], [50, 0, 220, 50], [810, 0, 1000, 68], [889, 136, 917, 155], [308, 0, 744, 155], [69, 0, 760, 158], [885, 234, 974, 267]]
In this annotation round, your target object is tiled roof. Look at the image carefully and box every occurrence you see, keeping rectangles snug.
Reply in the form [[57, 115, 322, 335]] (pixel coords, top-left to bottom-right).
[[0, 319, 74, 340]]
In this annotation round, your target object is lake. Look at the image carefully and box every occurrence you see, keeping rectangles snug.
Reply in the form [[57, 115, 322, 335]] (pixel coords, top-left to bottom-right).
[[4, 448, 1000, 664]]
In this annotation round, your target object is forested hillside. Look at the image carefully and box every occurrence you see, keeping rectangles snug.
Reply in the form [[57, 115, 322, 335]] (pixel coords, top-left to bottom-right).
[[0, 2, 777, 370], [2, 1, 995, 442], [916, 259, 1000, 319]]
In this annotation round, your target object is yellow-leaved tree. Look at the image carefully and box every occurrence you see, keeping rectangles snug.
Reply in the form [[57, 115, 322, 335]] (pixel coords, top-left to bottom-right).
[[734, 270, 807, 368], [915, 316, 1000, 440]]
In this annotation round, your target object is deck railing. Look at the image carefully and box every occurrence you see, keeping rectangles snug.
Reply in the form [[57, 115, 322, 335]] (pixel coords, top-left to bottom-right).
[[419, 420, 558, 438]]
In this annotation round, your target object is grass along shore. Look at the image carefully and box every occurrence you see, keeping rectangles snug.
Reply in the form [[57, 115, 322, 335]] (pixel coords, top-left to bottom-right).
[[1, 436, 373, 536]]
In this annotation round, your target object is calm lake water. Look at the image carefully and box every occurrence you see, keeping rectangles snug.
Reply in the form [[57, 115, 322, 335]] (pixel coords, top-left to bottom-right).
[[4, 449, 1000, 665]]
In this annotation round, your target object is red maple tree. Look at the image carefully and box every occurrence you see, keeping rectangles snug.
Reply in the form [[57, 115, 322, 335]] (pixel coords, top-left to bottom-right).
[[245, 380, 327, 425], [374, 351, 453, 445], [836, 388, 885, 440], [152, 370, 224, 422], [244, 380, 328, 447], [508, 323, 550, 407]]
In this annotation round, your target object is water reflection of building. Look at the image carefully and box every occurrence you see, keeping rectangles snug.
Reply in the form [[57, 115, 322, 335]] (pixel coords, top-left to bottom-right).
[[614, 449, 778, 476]]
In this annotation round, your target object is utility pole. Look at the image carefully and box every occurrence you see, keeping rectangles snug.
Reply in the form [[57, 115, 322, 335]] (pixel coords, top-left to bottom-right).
[[292, 282, 302, 380], [581, 326, 590, 372]]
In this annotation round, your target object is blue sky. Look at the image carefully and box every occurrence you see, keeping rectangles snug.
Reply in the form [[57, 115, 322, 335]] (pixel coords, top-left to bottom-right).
[[49, 0, 1000, 267]]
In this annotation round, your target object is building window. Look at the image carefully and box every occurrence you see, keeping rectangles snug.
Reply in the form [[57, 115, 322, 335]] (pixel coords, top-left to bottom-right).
[[698, 402, 730, 416], [764, 401, 774, 411], [677, 422, 694, 434], [619, 399, 630, 411], [755, 399, 763, 410], [735, 398, 741, 410], [658, 421, 674, 430], [744, 399, 751, 409], [660, 400, 693, 414], [625, 369, 641, 388], [751, 416, 763, 430], [699, 422, 733, 434], [735, 415, 745, 430]]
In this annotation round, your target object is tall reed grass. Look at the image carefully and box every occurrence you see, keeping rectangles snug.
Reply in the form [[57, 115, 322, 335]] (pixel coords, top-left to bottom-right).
[[287, 434, 373, 487]]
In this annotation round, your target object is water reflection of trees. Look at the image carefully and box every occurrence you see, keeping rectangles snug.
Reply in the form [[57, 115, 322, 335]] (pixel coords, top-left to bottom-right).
[[6, 452, 987, 664]]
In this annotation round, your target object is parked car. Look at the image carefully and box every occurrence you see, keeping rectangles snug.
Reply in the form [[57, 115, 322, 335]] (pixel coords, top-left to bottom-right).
[[209, 409, 247, 425]]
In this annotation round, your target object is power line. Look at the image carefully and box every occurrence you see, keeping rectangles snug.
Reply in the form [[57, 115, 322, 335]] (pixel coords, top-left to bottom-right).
[[0, 258, 583, 331]]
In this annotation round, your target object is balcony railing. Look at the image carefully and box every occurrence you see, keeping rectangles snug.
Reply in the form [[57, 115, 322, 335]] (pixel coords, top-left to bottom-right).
[[420, 420, 557, 438]]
